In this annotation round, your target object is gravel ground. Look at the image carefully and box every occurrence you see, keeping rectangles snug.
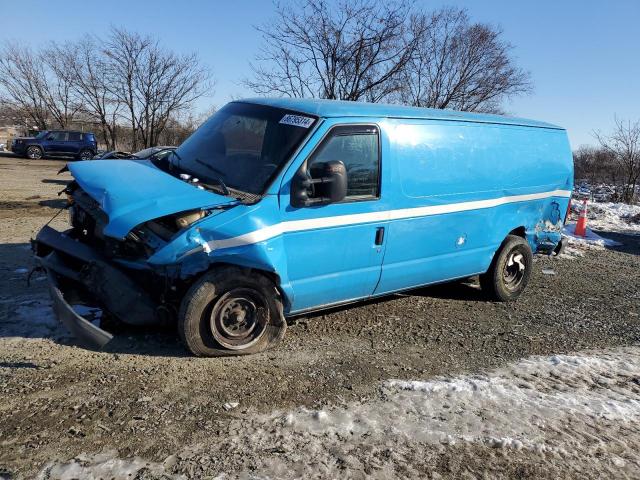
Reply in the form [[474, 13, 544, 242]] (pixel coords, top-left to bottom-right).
[[0, 154, 639, 479]]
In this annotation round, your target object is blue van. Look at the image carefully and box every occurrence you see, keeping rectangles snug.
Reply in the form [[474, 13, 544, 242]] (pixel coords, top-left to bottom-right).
[[33, 99, 573, 356]]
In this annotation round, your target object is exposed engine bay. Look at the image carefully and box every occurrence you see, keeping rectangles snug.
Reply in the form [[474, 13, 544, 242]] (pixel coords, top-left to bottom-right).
[[66, 180, 209, 260]]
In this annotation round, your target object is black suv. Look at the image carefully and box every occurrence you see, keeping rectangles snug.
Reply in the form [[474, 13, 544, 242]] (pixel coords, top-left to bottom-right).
[[11, 130, 97, 160]]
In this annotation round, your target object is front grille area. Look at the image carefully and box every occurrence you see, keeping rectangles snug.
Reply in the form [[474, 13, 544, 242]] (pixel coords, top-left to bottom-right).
[[70, 188, 107, 240], [70, 187, 158, 260]]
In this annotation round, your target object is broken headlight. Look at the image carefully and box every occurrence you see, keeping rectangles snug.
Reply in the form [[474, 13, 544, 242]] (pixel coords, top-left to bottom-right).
[[174, 210, 205, 229]]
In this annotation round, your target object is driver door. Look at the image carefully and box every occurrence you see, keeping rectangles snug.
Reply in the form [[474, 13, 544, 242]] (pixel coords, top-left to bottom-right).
[[280, 124, 388, 313], [43, 131, 67, 154]]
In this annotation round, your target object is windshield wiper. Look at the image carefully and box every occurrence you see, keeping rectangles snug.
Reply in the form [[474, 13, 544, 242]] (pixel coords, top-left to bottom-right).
[[195, 159, 230, 196]]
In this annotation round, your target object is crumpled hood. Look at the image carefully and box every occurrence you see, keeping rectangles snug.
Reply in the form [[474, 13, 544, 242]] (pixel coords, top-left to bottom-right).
[[69, 160, 235, 239]]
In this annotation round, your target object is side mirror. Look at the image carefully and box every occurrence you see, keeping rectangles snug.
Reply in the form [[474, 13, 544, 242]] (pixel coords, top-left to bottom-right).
[[291, 160, 347, 208], [46, 136, 54, 141]]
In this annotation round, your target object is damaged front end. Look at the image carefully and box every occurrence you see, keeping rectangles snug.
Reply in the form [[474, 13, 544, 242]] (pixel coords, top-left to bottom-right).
[[33, 225, 156, 347], [33, 223, 168, 348], [32, 160, 240, 349]]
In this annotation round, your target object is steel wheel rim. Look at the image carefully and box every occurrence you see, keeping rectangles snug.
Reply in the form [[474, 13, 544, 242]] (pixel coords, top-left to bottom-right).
[[210, 288, 267, 350], [28, 147, 41, 159], [503, 250, 526, 291]]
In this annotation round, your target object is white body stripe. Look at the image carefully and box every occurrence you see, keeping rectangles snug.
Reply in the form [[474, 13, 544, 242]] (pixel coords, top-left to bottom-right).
[[210, 189, 571, 250]]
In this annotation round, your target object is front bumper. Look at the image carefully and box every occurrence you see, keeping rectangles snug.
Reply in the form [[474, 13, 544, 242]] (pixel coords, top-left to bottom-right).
[[45, 268, 113, 348], [32, 225, 160, 348], [11, 143, 26, 155]]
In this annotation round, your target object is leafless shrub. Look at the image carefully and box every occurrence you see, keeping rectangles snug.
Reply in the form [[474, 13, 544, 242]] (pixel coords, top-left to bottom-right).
[[594, 118, 640, 203], [573, 146, 619, 186]]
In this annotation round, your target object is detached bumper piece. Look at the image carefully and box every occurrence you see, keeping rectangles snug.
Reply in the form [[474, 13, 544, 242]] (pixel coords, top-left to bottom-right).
[[32, 225, 160, 349], [46, 268, 113, 348]]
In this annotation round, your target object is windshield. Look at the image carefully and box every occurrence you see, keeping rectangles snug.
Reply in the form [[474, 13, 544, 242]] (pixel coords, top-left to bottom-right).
[[35, 131, 48, 139], [134, 147, 158, 159], [173, 102, 317, 195]]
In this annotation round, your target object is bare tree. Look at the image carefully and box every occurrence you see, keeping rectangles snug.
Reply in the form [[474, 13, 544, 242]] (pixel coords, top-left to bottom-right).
[[104, 28, 151, 150], [39, 49, 83, 128], [247, 3, 530, 112], [399, 8, 531, 113], [49, 38, 120, 149], [104, 28, 212, 149], [0, 43, 50, 129], [132, 44, 212, 147], [156, 109, 212, 147], [246, 0, 419, 101], [595, 118, 640, 203], [0, 42, 83, 129]]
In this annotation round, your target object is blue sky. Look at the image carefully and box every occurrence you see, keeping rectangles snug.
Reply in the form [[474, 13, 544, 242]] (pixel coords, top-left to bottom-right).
[[4, 1, 639, 148]]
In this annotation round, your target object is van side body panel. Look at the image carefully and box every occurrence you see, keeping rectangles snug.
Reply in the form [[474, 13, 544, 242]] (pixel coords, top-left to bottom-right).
[[374, 119, 572, 295]]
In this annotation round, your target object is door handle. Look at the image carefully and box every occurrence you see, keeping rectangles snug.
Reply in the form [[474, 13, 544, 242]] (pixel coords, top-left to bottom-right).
[[375, 227, 385, 246]]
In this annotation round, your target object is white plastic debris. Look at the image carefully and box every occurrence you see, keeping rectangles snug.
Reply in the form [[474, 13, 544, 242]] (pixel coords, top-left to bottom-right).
[[223, 402, 239, 411]]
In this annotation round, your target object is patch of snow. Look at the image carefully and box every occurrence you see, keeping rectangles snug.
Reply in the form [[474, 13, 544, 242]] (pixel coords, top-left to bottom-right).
[[0, 296, 67, 339], [573, 201, 640, 235], [36, 452, 185, 480], [220, 348, 640, 478], [36, 347, 640, 478], [562, 223, 619, 248], [591, 202, 640, 234], [278, 348, 640, 454]]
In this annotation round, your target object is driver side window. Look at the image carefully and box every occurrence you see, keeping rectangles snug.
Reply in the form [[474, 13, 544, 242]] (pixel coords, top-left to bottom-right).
[[308, 125, 380, 200]]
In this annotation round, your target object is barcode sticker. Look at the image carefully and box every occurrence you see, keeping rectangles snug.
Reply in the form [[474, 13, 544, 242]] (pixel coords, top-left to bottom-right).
[[279, 114, 314, 128]]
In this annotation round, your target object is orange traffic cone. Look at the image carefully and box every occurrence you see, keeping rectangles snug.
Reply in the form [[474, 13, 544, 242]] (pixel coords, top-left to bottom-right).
[[575, 199, 588, 237]]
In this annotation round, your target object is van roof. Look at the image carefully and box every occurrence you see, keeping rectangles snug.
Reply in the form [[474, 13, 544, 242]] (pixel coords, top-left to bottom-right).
[[240, 98, 564, 130]]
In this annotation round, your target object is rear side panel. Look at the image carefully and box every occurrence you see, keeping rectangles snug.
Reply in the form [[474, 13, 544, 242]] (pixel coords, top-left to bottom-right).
[[374, 119, 572, 295]]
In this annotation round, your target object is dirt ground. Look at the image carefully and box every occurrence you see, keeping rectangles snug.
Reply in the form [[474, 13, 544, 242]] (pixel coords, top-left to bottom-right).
[[1, 154, 639, 479]]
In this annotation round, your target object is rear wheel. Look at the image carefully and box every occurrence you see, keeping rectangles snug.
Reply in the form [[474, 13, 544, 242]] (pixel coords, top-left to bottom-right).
[[480, 235, 533, 301], [179, 267, 286, 357], [26, 145, 43, 159]]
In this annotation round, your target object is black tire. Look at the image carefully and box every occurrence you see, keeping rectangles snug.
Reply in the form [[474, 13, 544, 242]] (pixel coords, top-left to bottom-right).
[[480, 235, 533, 302], [178, 266, 286, 357], [26, 145, 43, 159], [77, 149, 93, 161]]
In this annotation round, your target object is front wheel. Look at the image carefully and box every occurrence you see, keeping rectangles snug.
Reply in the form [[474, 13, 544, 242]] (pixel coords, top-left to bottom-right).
[[179, 267, 286, 357], [26, 145, 43, 159], [480, 235, 533, 302]]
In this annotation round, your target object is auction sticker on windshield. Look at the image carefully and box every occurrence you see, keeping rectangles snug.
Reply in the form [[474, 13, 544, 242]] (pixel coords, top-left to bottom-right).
[[279, 114, 314, 128]]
